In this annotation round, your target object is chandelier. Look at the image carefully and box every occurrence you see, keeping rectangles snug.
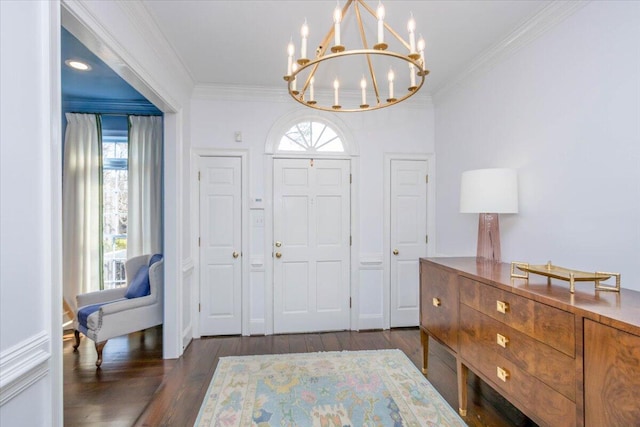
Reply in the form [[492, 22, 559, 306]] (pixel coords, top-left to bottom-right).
[[284, 0, 429, 112]]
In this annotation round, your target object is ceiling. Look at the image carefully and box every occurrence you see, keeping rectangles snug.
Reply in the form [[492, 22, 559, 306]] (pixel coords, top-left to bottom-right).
[[142, 0, 551, 94], [62, 1, 552, 102]]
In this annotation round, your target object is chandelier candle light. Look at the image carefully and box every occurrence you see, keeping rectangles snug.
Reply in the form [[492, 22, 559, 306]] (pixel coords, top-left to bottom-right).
[[284, 0, 429, 112]]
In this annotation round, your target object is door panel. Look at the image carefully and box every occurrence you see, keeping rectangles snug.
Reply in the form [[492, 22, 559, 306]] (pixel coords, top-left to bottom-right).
[[274, 158, 350, 333], [199, 156, 242, 335], [390, 159, 427, 327]]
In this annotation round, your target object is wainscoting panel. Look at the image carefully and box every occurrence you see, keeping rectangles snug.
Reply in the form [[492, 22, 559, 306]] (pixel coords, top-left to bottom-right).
[[0, 331, 50, 406], [359, 254, 384, 330], [182, 257, 195, 349], [250, 269, 265, 335]]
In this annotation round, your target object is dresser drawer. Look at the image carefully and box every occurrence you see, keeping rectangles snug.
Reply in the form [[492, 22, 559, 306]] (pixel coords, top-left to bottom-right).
[[460, 328, 576, 427], [459, 304, 575, 401], [459, 276, 575, 357], [420, 262, 458, 350]]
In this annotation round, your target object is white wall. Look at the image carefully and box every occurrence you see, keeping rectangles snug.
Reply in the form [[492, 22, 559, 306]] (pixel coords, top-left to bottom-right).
[[190, 89, 434, 331], [434, 1, 640, 290], [1, 1, 61, 425]]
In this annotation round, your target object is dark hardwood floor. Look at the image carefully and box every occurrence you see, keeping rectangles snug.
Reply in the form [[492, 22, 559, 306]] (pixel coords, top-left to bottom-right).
[[64, 327, 535, 426]]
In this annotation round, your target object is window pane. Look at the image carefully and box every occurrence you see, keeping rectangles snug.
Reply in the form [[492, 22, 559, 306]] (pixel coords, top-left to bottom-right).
[[102, 139, 128, 289], [103, 142, 116, 158], [277, 121, 344, 152]]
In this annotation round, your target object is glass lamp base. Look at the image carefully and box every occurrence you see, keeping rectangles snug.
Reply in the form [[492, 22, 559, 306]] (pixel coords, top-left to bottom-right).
[[477, 213, 501, 263]]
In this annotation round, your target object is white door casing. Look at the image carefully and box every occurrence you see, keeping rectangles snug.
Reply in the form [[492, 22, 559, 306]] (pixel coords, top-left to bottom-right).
[[273, 158, 351, 333], [199, 156, 242, 335], [390, 159, 428, 327]]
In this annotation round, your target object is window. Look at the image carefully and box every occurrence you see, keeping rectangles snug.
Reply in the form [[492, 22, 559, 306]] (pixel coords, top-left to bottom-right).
[[278, 120, 345, 152], [102, 117, 128, 289]]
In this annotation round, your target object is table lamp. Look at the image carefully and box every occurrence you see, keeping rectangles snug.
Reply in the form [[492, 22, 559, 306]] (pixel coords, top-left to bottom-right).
[[460, 168, 518, 262]]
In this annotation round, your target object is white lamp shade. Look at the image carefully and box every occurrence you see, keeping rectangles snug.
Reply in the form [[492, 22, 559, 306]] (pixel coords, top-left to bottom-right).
[[460, 168, 518, 213]]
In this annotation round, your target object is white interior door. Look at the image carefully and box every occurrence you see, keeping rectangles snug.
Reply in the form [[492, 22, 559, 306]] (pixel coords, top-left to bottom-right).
[[199, 156, 242, 335], [390, 159, 428, 327], [273, 158, 350, 333]]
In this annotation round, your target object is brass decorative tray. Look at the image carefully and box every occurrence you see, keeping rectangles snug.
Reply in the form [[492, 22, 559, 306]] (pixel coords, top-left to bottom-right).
[[510, 261, 620, 293]]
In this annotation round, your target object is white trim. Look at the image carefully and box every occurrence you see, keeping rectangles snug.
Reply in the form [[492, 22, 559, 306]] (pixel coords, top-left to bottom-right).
[[264, 156, 274, 335], [47, 2, 63, 425], [433, 0, 588, 101], [162, 111, 184, 359], [60, 1, 191, 111], [358, 315, 385, 331], [250, 319, 266, 336], [350, 157, 360, 332], [359, 253, 384, 270], [181, 325, 193, 350], [182, 257, 195, 275], [192, 149, 251, 337], [122, 0, 196, 86], [383, 153, 436, 329], [181, 256, 195, 350], [0, 332, 51, 406]]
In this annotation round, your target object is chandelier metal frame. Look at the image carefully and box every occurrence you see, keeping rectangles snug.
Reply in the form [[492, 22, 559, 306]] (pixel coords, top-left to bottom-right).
[[284, 0, 429, 112]]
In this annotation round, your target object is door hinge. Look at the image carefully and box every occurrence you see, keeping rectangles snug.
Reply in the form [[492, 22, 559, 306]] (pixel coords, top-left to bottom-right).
[[349, 297, 352, 308], [426, 174, 429, 183], [198, 237, 201, 247], [426, 235, 429, 244], [350, 235, 352, 246], [198, 171, 201, 181], [198, 303, 201, 312], [350, 173, 352, 184]]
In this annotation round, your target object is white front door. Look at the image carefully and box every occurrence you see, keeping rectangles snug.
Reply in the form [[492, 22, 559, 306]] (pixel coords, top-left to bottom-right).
[[199, 156, 242, 335], [390, 159, 428, 327], [273, 158, 351, 333]]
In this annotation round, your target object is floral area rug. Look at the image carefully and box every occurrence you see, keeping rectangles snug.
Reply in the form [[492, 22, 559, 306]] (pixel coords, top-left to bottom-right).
[[194, 349, 465, 426]]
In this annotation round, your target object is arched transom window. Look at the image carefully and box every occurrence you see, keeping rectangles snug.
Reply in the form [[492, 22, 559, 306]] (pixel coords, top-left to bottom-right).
[[278, 120, 345, 153]]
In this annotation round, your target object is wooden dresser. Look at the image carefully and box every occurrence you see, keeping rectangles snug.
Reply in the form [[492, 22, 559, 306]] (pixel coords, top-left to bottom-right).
[[419, 257, 640, 427]]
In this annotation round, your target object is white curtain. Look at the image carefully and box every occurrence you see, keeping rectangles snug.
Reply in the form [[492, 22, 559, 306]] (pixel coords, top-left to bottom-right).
[[128, 115, 163, 257], [62, 113, 102, 313]]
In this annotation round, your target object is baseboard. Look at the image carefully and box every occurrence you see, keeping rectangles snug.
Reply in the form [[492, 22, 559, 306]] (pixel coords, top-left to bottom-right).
[[358, 314, 384, 331], [182, 324, 193, 350], [249, 319, 265, 336], [0, 331, 50, 406]]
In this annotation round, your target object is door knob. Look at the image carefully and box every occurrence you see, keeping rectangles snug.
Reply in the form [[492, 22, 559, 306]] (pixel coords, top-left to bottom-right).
[[275, 241, 282, 247], [232, 251, 239, 258], [275, 252, 282, 258], [393, 249, 399, 255]]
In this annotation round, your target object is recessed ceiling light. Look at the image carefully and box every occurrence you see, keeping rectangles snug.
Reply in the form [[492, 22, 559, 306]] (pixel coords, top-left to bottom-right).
[[65, 59, 91, 71]]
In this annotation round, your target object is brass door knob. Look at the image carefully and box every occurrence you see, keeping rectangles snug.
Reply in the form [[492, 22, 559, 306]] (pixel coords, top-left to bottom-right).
[[393, 249, 399, 255], [275, 252, 282, 258], [232, 251, 239, 258]]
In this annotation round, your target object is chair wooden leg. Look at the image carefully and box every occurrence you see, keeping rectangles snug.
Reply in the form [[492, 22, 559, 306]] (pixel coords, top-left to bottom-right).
[[95, 341, 107, 367], [73, 330, 81, 351]]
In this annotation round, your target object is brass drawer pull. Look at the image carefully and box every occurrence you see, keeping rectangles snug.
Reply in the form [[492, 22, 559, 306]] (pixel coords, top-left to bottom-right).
[[497, 366, 510, 382], [432, 297, 441, 307], [496, 300, 509, 314], [496, 333, 509, 348]]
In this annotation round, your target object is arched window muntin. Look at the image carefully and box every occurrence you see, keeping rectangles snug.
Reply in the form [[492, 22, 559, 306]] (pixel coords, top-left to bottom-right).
[[279, 120, 344, 153], [266, 111, 358, 156]]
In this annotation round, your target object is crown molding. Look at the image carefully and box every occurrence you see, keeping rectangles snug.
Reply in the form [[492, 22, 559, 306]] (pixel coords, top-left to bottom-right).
[[433, 0, 589, 103], [193, 84, 433, 110], [63, 97, 162, 115], [61, 0, 193, 112], [130, 0, 197, 87]]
